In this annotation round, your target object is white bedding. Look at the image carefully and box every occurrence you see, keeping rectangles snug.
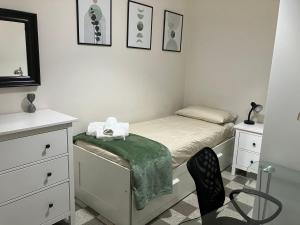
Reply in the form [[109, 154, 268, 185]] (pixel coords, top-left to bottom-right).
[[75, 115, 234, 168]]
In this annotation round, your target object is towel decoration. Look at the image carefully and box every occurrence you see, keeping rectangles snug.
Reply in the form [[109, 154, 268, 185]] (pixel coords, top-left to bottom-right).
[[87, 117, 129, 140]]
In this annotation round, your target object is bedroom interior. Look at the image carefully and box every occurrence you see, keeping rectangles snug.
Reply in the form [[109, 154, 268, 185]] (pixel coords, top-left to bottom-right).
[[0, 0, 299, 225]]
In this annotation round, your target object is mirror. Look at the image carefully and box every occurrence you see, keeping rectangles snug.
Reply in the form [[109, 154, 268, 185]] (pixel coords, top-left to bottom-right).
[[0, 8, 40, 87], [0, 21, 28, 77]]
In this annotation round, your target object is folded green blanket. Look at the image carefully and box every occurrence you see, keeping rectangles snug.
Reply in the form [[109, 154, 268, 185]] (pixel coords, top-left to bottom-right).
[[74, 133, 173, 210]]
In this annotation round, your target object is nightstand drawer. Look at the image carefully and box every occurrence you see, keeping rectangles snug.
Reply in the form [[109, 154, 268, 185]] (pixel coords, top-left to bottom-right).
[[237, 149, 260, 169], [238, 132, 262, 153]]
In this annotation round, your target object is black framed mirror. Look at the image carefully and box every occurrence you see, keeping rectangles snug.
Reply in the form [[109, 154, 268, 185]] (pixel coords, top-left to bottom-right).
[[0, 8, 40, 87]]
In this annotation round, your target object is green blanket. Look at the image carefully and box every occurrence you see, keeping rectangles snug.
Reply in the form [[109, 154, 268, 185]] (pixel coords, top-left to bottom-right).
[[74, 133, 173, 210]]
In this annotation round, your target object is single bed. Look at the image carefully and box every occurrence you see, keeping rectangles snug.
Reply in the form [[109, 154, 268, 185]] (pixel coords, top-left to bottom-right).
[[74, 113, 235, 225]]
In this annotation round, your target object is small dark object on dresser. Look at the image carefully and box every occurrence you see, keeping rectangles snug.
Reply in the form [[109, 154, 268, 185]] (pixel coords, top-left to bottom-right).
[[27, 93, 36, 113]]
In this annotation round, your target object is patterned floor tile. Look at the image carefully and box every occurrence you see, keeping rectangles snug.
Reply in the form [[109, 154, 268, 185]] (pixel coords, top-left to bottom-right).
[[233, 175, 249, 185], [85, 218, 105, 225], [217, 207, 244, 221], [187, 208, 200, 220], [148, 219, 170, 225], [227, 200, 253, 216], [96, 214, 115, 225], [172, 200, 197, 216], [76, 208, 95, 225], [225, 179, 244, 190], [221, 170, 236, 181], [236, 192, 255, 207], [160, 209, 187, 225], [182, 193, 199, 208]]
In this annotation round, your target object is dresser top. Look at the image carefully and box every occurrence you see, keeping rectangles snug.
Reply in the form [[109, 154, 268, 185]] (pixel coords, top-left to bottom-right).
[[234, 122, 264, 135], [0, 109, 77, 136]]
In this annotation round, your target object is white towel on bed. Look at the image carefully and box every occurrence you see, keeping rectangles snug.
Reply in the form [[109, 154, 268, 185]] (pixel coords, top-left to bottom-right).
[[86, 122, 105, 136], [87, 117, 129, 140]]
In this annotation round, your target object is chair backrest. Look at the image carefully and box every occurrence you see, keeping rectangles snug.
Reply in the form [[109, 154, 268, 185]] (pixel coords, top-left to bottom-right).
[[187, 147, 225, 216]]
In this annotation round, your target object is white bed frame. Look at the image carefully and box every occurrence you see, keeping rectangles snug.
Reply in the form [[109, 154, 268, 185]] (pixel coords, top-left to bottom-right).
[[74, 137, 234, 225]]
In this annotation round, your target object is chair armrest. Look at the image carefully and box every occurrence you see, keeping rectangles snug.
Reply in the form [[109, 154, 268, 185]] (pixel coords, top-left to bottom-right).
[[230, 189, 282, 224]]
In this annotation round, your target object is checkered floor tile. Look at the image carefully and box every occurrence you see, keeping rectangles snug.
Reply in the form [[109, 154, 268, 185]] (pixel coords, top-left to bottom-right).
[[55, 168, 255, 225]]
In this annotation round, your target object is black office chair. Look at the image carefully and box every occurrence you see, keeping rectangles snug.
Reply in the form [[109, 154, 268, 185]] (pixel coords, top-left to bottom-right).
[[181, 147, 282, 225]]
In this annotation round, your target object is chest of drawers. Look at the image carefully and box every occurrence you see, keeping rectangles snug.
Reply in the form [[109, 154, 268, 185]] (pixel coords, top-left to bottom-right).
[[231, 122, 264, 175], [0, 110, 76, 225]]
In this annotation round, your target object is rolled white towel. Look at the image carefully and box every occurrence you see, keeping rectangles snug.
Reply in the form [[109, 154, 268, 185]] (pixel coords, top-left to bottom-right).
[[86, 122, 104, 136], [87, 118, 129, 140], [111, 122, 129, 137]]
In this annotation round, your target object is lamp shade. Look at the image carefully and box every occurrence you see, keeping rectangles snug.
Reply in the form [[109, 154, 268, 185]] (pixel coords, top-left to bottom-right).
[[251, 102, 263, 113]]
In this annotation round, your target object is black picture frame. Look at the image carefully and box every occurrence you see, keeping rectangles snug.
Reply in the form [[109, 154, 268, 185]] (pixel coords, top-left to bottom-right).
[[76, 0, 112, 47], [162, 10, 184, 53], [127, 1, 153, 50], [0, 8, 41, 88]]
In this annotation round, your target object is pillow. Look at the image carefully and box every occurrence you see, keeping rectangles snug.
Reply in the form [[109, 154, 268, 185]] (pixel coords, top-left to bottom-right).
[[175, 106, 237, 124]]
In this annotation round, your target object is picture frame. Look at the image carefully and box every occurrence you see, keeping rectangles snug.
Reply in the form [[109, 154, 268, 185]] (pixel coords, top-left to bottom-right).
[[76, 0, 112, 46], [127, 1, 153, 50], [162, 10, 183, 52]]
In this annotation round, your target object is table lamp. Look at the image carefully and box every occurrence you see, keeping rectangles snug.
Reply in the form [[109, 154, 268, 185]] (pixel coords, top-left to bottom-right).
[[244, 102, 263, 125]]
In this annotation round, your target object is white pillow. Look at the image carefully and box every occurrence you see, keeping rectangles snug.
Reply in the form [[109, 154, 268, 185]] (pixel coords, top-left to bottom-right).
[[175, 106, 237, 124]]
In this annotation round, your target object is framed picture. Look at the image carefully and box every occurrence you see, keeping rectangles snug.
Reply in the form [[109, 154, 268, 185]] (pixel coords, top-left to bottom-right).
[[127, 1, 153, 50], [162, 10, 183, 52], [76, 0, 112, 46]]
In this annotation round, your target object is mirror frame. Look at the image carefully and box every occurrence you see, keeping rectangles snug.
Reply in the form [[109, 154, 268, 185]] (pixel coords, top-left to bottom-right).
[[0, 8, 40, 87]]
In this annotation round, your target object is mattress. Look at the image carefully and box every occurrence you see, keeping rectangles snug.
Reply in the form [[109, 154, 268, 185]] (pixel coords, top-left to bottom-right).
[[75, 115, 234, 169]]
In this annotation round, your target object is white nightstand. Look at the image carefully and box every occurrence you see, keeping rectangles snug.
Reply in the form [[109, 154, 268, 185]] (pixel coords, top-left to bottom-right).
[[231, 122, 264, 175]]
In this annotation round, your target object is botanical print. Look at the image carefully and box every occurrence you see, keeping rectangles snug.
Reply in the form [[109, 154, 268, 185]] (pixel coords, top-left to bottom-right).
[[77, 0, 111, 46], [136, 8, 145, 44], [163, 11, 183, 52], [127, 1, 153, 50]]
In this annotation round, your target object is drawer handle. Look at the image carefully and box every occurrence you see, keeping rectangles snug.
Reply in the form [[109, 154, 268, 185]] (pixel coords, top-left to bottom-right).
[[47, 172, 52, 177], [250, 160, 254, 164], [45, 144, 51, 150], [252, 143, 256, 147], [48, 203, 54, 209]]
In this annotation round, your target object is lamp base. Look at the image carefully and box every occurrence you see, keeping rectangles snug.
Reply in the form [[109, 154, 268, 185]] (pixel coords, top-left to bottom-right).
[[244, 120, 255, 125]]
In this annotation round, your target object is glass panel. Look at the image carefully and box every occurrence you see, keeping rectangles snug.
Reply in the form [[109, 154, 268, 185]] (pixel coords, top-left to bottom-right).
[[0, 20, 28, 77]]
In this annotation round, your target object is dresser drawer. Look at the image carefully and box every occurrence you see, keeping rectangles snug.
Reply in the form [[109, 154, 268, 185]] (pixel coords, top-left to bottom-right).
[[237, 149, 260, 170], [0, 129, 68, 171], [238, 132, 262, 153], [0, 183, 69, 225], [0, 156, 69, 204]]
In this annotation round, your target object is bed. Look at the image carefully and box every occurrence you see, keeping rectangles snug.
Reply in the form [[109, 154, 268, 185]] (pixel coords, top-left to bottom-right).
[[74, 109, 236, 225]]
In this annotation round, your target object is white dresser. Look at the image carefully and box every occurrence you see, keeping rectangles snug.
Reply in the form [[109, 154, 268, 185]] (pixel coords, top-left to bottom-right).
[[0, 110, 77, 225], [231, 122, 264, 175]]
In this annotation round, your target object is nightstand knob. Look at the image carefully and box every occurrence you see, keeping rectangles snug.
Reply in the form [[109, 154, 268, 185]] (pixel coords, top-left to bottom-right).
[[45, 144, 51, 150], [252, 143, 256, 147], [49, 203, 54, 208], [250, 160, 254, 164], [47, 172, 52, 177]]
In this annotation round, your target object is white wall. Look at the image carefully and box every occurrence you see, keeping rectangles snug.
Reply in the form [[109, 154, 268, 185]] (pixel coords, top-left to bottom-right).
[[0, 0, 188, 134], [184, 0, 279, 121]]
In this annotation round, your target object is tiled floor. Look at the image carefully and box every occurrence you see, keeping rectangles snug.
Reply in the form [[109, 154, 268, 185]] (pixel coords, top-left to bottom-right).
[[55, 168, 255, 225]]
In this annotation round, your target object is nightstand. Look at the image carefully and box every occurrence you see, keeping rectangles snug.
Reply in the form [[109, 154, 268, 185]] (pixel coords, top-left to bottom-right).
[[231, 122, 264, 175]]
